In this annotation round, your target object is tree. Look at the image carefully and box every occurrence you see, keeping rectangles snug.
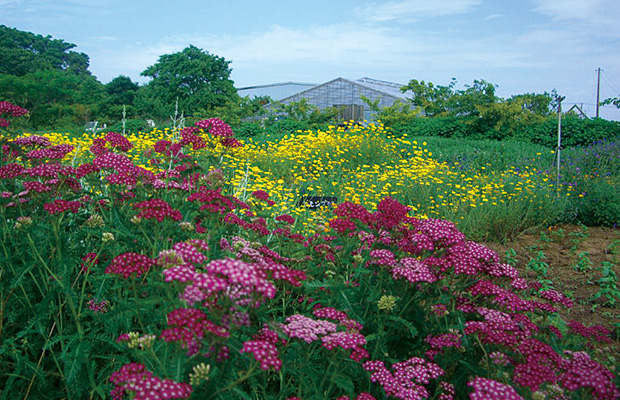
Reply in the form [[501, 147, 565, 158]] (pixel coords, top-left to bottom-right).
[[401, 78, 498, 117], [602, 96, 620, 108], [0, 69, 105, 129], [0, 25, 90, 76], [140, 45, 238, 117], [100, 75, 140, 121], [361, 96, 420, 126], [400, 78, 457, 117]]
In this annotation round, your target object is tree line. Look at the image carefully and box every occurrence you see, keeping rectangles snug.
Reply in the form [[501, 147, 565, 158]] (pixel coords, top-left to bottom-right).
[[1, 25, 619, 147], [0, 25, 266, 131]]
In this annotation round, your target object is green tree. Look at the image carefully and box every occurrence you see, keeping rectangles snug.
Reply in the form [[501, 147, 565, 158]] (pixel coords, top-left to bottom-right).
[[400, 78, 498, 117], [140, 45, 238, 117], [361, 96, 420, 126], [0, 25, 90, 76], [0, 69, 105, 129], [602, 96, 620, 108], [100, 75, 140, 121], [400, 78, 457, 117]]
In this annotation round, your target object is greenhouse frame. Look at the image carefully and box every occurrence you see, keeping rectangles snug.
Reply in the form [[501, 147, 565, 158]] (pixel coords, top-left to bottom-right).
[[239, 77, 411, 122]]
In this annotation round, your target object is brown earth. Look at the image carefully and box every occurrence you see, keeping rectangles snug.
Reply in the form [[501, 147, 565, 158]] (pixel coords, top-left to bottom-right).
[[482, 224, 620, 351]]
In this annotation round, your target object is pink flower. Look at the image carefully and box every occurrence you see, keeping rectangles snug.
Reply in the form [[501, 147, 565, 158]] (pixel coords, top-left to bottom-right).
[[11, 135, 50, 147], [104, 131, 133, 152], [195, 118, 234, 137], [43, 199, 82, 215], [363, 357, 444, 400], [467, 377, 523, 400], [566, 320, 612, 343], [373, 196, 410, 230], [109, 363, 192, 400], [392, 257, 437, 284], [559, 351, 619, 400], [281, 314, 338, 343], [0, 163, 25, 179], [240, 339, 282, 371], [251, 190, 270, 201], [105, 252, 155, 279], [133, 198, 183, 222], [160, 308, 228, 353], [26, 144, 74, 160], [275, 214, 296, 224], [80, 252, 99, 273], [369, 249, 397, 267]]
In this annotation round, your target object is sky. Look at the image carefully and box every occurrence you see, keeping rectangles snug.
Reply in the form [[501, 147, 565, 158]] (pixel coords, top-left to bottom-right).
[[2, 0, 620, 120]]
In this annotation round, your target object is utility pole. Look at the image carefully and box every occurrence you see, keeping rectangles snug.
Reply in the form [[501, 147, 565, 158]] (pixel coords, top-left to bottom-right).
[[596, 67, 601, 118]]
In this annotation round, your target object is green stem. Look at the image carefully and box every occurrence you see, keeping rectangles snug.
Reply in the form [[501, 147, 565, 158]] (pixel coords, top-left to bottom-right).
[[208, 363, 259, 399], [26, 233, 64, 290]]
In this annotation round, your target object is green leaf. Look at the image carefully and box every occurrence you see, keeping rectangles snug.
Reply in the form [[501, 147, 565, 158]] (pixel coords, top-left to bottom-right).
[[387, 315, 418, 339], [330, 372, 354, 394]]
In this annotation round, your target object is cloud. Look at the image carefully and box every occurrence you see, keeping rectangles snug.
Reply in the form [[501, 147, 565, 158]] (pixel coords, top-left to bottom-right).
[[91, 21, 541, 86], [484, 14, 503, 20], [532, 0, 620, 37], [356, 0, 482, 22]]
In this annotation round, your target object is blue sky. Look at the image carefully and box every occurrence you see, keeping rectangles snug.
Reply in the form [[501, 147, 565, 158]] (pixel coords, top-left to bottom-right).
[[2, 0, 620, 120]]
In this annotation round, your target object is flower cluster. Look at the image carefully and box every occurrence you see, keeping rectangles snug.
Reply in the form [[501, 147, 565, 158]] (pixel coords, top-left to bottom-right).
[[80, 252, 99, 273], [116, 331, 157, 350], [467, 377, 524, 400], [240, 326, 282, 371], [195, 118, 233, 137], [281, 314, 337, 343], [0, 101, 28, 127], [87, 299, 109, 313], [363, 357, 444, 400], [560, 351, 620, 400], [133, 198, 183, 222], [228, 236, 307, 287], [566, 320, 613, 343], [424, 332, 462, 359], [26, 144, 74, 160], [105, 252, 155, 279], [43, 199, 82, 215], [160, 308, 228, 353], [104, 131, 133, 152], [109, 363, 192, 400]]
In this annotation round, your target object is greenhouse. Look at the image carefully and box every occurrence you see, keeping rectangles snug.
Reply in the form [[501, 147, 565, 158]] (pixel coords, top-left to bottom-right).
[[239, 77, 411, 121]]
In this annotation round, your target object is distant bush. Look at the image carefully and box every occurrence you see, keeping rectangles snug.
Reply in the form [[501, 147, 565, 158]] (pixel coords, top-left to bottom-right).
[[108, 118, 150, 133], [518, 116, 620, 147], [576, 180, 620, 227]]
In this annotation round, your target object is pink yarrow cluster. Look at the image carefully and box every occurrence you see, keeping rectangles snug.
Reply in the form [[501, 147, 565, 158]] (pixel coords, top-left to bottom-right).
[[228, 236, 307, 287], [363, 357, 445, 400], [192, 118, 242, 148], [467, 377, 524, 400], [0, 101, 28, 127], [43, 199, 82, 215], [288, 394, 376, 400], [282, 308, 368, 361], [133, 198, 183, 222], [109, 363, 192, 400], [160, 307, 228, 353], [240, 326, 283, 371], [105, 252, 155, 279]]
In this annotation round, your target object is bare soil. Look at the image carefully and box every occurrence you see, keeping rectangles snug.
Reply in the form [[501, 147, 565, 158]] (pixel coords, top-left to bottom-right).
[[482, 224, 620, 349]]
